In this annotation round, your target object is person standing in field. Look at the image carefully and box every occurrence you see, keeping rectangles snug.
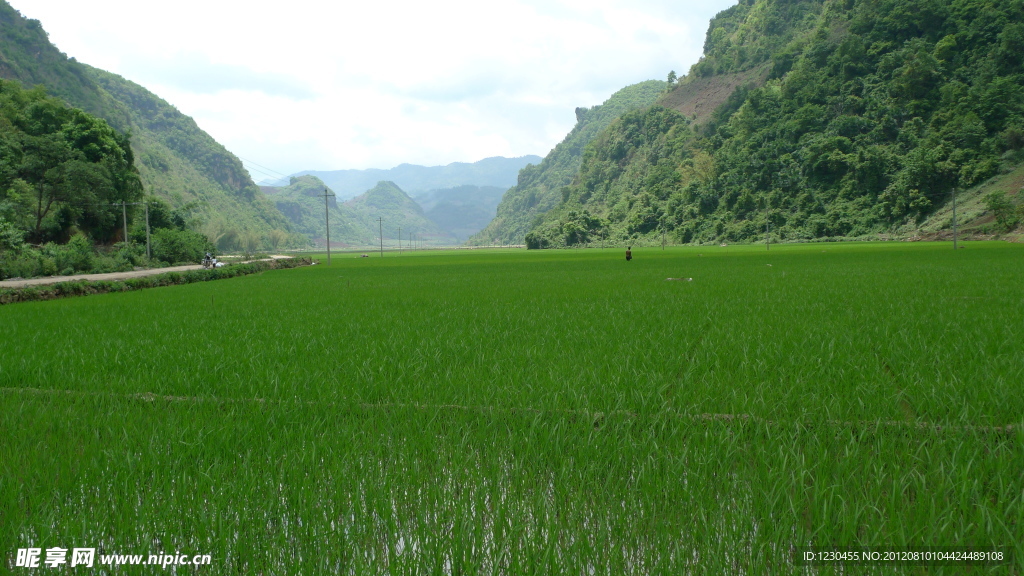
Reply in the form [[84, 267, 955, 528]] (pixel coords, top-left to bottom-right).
[[626, 246, 632, 261]]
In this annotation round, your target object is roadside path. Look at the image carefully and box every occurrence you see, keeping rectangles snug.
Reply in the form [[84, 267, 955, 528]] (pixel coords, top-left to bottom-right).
[[0, 256, 292, 289]]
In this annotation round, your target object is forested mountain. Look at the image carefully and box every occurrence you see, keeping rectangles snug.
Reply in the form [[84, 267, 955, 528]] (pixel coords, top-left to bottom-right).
[[468, 80, 668, 245], [525, 0, 1024, 248], [346, 181, 454, 246], [261, 175, 345, 244], [272, 156, 542, 201], [265, 176, 453, 247], [0, 1, 295, 248]]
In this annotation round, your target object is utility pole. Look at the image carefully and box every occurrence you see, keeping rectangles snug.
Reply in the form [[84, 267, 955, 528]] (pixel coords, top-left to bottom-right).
[[379, 217, 383, 257], [121, 201, 128, 243], [321, 187, 335, 264], [952, 187, 958, 250], [144, 201, 151, 260], [398, 226, 402, 255], [766, 209, 770, 252], [80, 200, 148, 251]]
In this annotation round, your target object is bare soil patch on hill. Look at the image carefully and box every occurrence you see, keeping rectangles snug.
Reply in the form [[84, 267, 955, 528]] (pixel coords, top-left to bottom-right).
[[658, 64, 771, 126]]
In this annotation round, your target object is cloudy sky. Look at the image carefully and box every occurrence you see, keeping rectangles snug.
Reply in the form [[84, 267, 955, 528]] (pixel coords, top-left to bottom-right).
[[9, 0, 736, 182]]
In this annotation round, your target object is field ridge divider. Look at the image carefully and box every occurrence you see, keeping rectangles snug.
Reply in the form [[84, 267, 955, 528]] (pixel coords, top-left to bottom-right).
[[1, 386, 1017, 434]]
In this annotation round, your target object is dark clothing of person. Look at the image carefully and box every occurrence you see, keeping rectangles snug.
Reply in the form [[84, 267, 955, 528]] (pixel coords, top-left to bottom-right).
[[626, 249, 632, 261]]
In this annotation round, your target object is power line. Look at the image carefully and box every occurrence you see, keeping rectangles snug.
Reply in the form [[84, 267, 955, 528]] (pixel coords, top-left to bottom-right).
[[241, 163, 286, 183], [236, 156, 290, 180], [242, 165, 278, 179], [237, 158, 298, 188]]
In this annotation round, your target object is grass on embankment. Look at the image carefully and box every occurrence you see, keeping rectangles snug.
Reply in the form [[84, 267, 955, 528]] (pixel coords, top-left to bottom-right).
[[0, 258, 313, 305]]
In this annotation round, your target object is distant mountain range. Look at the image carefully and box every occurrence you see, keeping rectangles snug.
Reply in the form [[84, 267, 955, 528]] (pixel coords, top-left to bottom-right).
[[263, 176, 453, 248], [263, 177, 508, 245], [413, 185, 507, 242], [261, 157, 542, 243], [260, 156, 542, 201]]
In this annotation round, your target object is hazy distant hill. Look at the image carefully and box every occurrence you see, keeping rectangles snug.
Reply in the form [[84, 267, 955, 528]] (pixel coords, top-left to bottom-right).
[[0, 1, 294, 245], [413, 185, 507, 242], [267, 156, 542, 200], [346, 181, 454, 246], [264, 176, 454, 247]]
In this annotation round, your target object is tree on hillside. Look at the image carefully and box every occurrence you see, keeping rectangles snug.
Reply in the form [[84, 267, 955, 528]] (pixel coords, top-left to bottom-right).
[[0, 80, 142, 243], [0, 215, 22, 251], [267, 229, 287, 251], [984, 191, 1020, 232]]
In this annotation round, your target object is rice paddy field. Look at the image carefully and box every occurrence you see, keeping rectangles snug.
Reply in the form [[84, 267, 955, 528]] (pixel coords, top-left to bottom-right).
[[1, 242, 1022, 574]]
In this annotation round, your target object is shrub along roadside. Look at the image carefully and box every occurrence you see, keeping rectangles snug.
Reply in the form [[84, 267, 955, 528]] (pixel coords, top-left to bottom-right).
[[149, 228, 215, 265], [0, 258, 314, 305], [0, 230, 216, 281]]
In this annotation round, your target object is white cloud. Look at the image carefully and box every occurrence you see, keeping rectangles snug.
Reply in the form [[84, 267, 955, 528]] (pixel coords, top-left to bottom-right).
[[8, 0, 736, 178]]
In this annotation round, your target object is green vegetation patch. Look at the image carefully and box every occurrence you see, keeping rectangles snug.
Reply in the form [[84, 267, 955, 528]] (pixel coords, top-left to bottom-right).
[[1, 243, 1021, 572], [531, 0, 1024, 247], [0, 78, 142, 245]]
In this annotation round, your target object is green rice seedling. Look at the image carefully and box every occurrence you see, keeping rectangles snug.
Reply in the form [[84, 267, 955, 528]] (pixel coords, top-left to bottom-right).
[[0, 242, 1021, 573]]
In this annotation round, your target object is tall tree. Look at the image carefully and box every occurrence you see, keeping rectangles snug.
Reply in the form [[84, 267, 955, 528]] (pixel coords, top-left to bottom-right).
[[0, 79, 142, 243]]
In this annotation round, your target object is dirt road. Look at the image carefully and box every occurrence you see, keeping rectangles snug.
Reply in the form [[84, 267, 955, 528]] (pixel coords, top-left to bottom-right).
[[0, 257, 293, 289], [0, 265, 209, 289]]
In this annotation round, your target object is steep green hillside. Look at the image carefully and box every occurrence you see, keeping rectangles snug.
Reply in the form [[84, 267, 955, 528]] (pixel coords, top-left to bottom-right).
[[0, 2, 292, 245], [528, 0, 1024, 247], [265, 176, 454, 247], [84, 66, 293, 240], [468, 80, 667, 245], [0, 3, 117, 122], [262, 175, 349, 244], [918, 162, 1024, 238]]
